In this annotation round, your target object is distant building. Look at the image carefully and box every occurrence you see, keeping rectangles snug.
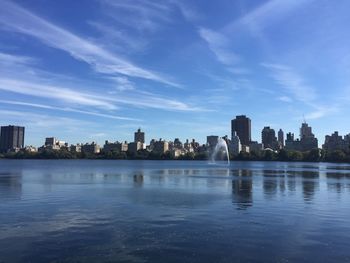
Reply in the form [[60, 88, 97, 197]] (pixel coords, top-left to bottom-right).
[[299, 122, 318, 151], [134, 128, 145, 143], [231, 115, 251, 146], [153, 139, 169, 154], [300, 123, 313, 139], [285, 133, 303, 151], [323, 131, 349, 152], [148, 139, 156, 152], [229, 131, 241, 155], [0, 125, 25, 153], [24, 145, 37, 153], [285, 122, 318, 151], [43, 137, 67, 151], [173, 138, 183, 149], [344, 134, 350, 148], [207, 135, 219, 149], [168, 141, 174, 151], [197, 144, 207, 154], [278, 129, 284, 148], [70, 144, 82, 153], [45, 137, 57, 146], [241, 145, 250, 153], [261, 126, 278, 150], [190, 139, 200, 152], [170, 149, 183, 158], [104, 140, 128, 152], [249, 141, 263, 153], [184, 139, 194, 152], [128, 141, 143, 154], [81, 142, 100, 154]]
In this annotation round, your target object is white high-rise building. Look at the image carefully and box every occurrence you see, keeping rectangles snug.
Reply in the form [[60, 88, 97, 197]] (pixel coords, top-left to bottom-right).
[[230, 131, 241, 155]]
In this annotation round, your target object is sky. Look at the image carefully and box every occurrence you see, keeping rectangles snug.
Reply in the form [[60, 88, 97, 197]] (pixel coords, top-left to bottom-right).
[[1, 0, 350, 147]]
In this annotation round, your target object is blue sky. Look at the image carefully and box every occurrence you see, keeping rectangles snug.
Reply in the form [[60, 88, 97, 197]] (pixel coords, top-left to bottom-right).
[[1, 0, 350, 146]]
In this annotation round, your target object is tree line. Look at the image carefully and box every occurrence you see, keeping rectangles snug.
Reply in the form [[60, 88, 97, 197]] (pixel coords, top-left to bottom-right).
[[1, 148, 350, 163]]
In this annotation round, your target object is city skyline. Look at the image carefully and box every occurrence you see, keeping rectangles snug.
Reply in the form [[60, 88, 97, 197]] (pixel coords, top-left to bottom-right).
[[1, 0, 350, 146], [1, 117, 346, 150]]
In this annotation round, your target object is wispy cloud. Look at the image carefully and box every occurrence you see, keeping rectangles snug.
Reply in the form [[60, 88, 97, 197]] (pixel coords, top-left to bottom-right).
[[105, 91, 209, 112], [198, 27, 240, 66], [0, 78, 117, 110], [261, 63, 317, 103], [0, 75, 205, 112], [0, 109, 92, 130], [226, 0, 314, 35], [278, 96, 293, 103], [0, 1, 180, 87], [304, 107, 337, 120], [261, 63, 340, 120], [171, 0, 201, 22], [0, 52, 36, 66], [226, 67, 251, 75], [109, 76, 135, 91], [197, 69, 240, 91], [0, 100, 139, 121], [100, 0, 173, 32], [87, 21, 147, 52], [198, 0, 314, 74]]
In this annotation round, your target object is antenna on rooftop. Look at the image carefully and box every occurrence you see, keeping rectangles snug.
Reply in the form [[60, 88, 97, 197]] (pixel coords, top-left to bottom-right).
[[303, 114, 306, 124]]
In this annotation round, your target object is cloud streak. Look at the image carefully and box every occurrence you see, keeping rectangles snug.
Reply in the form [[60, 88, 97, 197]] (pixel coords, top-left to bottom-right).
[[0, 100, 139, 121], [0, 52, 36, 66], [101, 0, 173, 32], [0, 76, 205, 112], [0, 1, 180, 87], [0, 78, 117, 110], [261, 63, 317, 103], [198, 27, 240, 66], [262, 63, 341, 120]]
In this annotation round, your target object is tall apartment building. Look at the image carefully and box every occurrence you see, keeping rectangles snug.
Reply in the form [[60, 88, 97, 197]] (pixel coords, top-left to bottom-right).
[[0, 125, 25, 153], [231, 115, 251, 146]]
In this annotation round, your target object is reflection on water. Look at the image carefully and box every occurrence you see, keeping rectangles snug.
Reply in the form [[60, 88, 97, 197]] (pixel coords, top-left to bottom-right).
[[133, 173, 144, 187], [231, 170, 252, 209], [0, 171, 22, 200], [0, 160, 350, 263]]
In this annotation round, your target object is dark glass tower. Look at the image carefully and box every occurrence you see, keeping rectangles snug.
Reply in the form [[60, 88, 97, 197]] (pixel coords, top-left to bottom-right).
[[0, 125, 25, 153], [231, 115, 251, 146]]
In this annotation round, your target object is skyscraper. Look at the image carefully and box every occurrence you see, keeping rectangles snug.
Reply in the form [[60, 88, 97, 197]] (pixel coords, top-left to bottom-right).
[[0, 125, 25, 153], [278, 129, 284, 148], [134, 128, 145, 143], [261, 126, 278, 150], [231, 115, 251, 146], [299, 122, 318, 150], [285, 123, 318, 151], [300, 122, 313, 139], [229, 131, 241, 156]]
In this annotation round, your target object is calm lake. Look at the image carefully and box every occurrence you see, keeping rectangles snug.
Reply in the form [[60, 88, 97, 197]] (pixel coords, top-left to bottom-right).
[[0, 160, 349, 262]]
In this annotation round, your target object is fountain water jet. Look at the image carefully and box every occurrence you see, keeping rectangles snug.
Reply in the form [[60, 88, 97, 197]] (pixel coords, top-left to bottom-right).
[[210, 138, 230, 165]]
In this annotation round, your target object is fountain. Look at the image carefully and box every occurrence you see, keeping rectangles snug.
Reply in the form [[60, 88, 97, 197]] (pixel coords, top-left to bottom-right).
[[210, 138, 230, 165]]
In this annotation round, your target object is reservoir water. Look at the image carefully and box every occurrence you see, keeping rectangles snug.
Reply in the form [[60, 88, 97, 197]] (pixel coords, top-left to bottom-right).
[[0, 160, 350, 262]]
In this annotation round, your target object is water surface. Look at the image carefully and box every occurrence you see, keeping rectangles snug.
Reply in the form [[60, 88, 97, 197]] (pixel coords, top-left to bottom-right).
[[0, 160, 350, 262]]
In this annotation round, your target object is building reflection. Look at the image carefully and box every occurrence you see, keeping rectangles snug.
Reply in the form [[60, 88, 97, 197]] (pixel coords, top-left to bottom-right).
[[301, 171, 319, 202], [262, 169, 291, 198], [133, 173, 144, 187], [231, 169, 253, 209], [326, 172, 349, 193], [287, 172, 297, 193], [263, 172, 279, 198], [0, 172, 22, 200]]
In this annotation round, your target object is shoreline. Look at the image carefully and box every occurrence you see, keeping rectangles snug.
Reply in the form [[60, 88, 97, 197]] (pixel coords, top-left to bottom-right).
[[0, 158, 349, 164]]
